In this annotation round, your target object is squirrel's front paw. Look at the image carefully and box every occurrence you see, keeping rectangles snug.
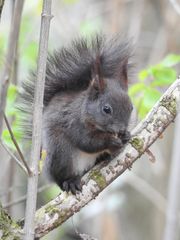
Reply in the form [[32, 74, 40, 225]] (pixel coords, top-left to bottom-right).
[[61, 176, 82, 194], [119, 130, 131, 144], [109, 136, 123, 150]]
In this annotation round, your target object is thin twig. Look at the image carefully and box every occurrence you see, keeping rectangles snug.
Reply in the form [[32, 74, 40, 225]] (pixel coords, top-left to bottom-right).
[[23, 1, 52, 240], [3, 113, 32, 176], [0, 0, 24, 136], [0, 139, 27, 174], [145, 148, 156, 163]]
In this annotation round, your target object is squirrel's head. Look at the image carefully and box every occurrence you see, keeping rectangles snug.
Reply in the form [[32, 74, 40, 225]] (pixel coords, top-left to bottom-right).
[[82, 55, 133, 135]]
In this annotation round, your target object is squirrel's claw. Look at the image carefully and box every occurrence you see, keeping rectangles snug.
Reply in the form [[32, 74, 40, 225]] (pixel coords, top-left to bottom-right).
[[119, 130, 131, 144], [61, 176, 82, 194]]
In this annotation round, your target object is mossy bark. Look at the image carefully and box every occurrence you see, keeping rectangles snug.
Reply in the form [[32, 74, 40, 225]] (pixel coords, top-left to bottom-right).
[[0, 203, 23, 240]]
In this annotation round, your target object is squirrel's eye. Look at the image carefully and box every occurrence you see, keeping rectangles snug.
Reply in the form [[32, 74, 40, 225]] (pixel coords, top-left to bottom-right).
[[102, 105, 113, 115]]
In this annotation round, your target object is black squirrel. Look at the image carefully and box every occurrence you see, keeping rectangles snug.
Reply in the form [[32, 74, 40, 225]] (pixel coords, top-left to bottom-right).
[[19, 35, 133, 194]]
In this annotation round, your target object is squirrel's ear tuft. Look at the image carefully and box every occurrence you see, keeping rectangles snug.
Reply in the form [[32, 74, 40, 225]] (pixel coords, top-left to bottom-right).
[[119, 58, 129, 90], [88, 77, 100, 100], [90, 55, 106, 94], [88, 55, 106, 100]]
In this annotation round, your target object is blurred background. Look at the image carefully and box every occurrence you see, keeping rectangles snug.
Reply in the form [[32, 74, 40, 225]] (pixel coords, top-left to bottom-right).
[[0, 0, 180, 239]]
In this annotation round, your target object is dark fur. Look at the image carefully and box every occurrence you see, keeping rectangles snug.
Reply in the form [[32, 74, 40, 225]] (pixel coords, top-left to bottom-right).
[[18, 35, 131, 135], [18, 35, 133, 193]]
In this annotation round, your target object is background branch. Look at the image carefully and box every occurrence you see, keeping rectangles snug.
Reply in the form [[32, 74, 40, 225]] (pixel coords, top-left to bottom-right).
[[0, 139, 28, 174], [23, 1, 52, 240], [33, 77, 180, 238], [0, 0, 24, 136], [3, 184, 51, 209], [163, 114, 180, 240], [169, 0, 180, 15], [0, 0, 5, 20], [3, 113, 31, 176]]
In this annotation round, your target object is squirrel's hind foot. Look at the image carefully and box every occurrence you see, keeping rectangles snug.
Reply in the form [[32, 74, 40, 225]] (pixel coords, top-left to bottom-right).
[[60, 176, 82, 194]]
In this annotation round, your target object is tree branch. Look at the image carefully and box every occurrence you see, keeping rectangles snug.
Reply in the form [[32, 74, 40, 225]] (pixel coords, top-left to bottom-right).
[[0, 0, 24, 136], [33, 77, 180, 238], [23, 1, 52, 240]]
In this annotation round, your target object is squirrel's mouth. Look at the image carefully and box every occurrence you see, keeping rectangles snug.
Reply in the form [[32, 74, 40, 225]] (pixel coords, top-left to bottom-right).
[[85, 119, 124, 139], [85, 120, 120, 137]]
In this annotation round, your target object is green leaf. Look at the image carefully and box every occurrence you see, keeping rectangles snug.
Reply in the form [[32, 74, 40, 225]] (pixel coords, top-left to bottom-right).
[[3, 84, 23, 149], [2, 125, 22, 151], [131, 53, 179, 118], [138, 69, 149, 81], [160, 54, 180, 67], [128, 83, 145, 97], [132, 96, 148, 119], [135, 87, 161, 118], [2, 129, 14, 149], [151, 67, 176, 86], [5, 84, 18, 116], [22, 41, 38, 68], [143, 87, 161, 109], [7, 84, 17, 101], [139, 104, 149, 119]]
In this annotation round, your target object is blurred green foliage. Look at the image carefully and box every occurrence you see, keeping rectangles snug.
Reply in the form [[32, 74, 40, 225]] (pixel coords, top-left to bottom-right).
[[2, 84, 22, 150], [129, 54, 180, 118], [0, 2, 40, 149]]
